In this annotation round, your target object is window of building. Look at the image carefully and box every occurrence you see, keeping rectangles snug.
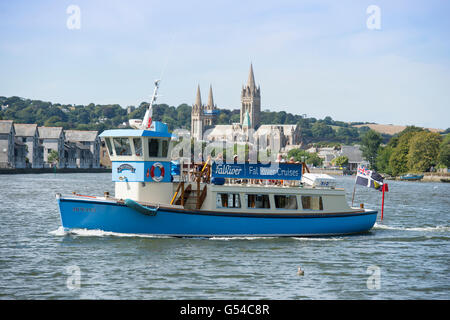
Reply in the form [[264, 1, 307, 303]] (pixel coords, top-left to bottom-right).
[[216, 193, 241, 208], [113, 138, 132, 156], [133, 138, 142, 156], [274, 195, 298, 209], [246, 194, 270, 209], [301, 196, 323, 210]]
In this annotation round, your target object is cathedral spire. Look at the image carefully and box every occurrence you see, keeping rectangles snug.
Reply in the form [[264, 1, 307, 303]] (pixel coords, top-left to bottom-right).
[[247, 63, 256, 89], [207, 84, 214, 108], [195, 84, 202, 108]]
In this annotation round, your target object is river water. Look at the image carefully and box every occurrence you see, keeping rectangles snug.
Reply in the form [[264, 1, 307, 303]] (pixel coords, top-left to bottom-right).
[[0, 173, 448, 299]]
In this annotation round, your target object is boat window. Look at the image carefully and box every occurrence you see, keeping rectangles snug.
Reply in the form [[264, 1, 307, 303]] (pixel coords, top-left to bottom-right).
[[105, 138, 113, 156], [113, 138, 132, 156], [148, 139, 159, 157], [274, 195, 298, 209], [301, 196, 323, 210], [216, 193, 241, 208], [133, 138, 142, 157], [246, 194, 270, 209], [162, 139, 169, 157]]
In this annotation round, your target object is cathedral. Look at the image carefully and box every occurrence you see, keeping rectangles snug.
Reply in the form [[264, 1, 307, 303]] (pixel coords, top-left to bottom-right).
[[190, 64, 300, 152]]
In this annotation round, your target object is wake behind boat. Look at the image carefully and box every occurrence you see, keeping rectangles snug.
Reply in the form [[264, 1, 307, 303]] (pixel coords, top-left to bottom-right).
[[56, 82, 378, 237]]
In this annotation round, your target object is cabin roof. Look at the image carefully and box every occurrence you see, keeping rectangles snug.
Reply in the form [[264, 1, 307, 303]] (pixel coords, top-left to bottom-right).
[[99, 129, 173, 138]]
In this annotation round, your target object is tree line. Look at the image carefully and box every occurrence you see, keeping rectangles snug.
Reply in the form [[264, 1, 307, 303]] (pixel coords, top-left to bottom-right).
[[360, 126, 450, 176], [0, 96, 381, 146]]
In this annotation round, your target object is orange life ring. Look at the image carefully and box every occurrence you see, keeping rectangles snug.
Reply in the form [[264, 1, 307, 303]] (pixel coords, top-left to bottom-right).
[[150, 162, 165, 182]]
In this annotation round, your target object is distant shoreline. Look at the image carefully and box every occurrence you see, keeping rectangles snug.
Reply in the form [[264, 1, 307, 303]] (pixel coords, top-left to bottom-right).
[[0, 168, 111, 175]]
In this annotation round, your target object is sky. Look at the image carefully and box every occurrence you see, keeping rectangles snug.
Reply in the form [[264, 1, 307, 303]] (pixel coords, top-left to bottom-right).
[[0, 0, 449, 129]]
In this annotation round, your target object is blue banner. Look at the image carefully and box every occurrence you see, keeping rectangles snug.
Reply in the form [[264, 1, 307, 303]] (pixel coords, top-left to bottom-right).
[[211, 162, 302, 180]]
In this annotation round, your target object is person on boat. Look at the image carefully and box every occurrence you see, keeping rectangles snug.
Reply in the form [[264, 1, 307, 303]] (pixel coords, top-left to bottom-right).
[[215, 153, 223, 162]]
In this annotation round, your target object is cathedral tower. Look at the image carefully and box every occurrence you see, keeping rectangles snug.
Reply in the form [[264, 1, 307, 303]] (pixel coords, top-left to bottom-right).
[[240, 63, 261, 129], [203, 84, 218, 127], [191, 84, 204, 141], [191, 84, 218, 141]]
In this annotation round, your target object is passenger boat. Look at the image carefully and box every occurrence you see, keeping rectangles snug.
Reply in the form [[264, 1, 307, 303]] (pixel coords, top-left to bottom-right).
[[56, 82, 378, 237]]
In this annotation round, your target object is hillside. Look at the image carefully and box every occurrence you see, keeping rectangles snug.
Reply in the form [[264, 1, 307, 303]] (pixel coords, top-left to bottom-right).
[[353, 123, 443, 136]]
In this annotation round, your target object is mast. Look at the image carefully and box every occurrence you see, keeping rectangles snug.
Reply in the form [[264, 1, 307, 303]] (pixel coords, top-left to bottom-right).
[[142, 79, 161, 129]]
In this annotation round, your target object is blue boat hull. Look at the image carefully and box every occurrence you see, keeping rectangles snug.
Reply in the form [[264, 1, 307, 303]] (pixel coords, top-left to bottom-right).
[[57, 198, 378, 237]]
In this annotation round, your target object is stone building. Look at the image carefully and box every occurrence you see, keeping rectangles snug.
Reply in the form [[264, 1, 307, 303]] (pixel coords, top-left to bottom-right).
[[0, 120, 15, 168], [64, 130, 100, 168], [14, 123, 44, 168], [14, 138, 27, 168], [190, 84, 219, 141], [38, 126, 66, 168]]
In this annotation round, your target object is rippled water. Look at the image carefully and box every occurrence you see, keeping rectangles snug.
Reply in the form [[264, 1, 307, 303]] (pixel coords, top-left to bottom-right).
[[0, 173, 448, 299]]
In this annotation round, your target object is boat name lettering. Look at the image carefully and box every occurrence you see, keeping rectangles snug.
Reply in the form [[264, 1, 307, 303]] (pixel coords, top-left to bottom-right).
[[72, 207, 96, 213], [258, 167, 300, 177], [117, 163, 136, 173], [215, 164, 243, 176]]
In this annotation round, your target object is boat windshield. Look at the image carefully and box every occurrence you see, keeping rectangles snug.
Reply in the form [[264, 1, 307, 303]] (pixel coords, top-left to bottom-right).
[[148, 138, 169, 158], [113, 138, 132, 156]]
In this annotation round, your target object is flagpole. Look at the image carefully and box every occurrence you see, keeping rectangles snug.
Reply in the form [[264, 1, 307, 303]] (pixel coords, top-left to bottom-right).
[[351, 167, 358, 207], [381, 183, 386, 221], [351, 183, 356, 207]]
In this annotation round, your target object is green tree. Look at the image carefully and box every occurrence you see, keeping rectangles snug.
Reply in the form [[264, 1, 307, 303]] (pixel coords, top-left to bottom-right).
[[360, 130, 382, 169], [331, 155, 349, 167], [376, 145, 394, 175], [47, 150, 59, 165], [311, 122, 334, 140], [438, 134, 450, 167], [406, 131, 441, 172], [287, 148, 323, 167]]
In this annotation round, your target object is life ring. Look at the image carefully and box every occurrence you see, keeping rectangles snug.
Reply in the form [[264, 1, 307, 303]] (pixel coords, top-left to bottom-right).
[[150, 162, 165, 182]]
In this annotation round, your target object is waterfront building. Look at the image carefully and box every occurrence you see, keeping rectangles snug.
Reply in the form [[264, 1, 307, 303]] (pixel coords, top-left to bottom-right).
[[64, 130, 100, 168], [0, 120, 15, 168], [63, 140, 78, 169], [38, 126, 66, 168], [14, 123, 44, 168], [339, 145, 368, 171], [100, 140, 112, 168], [14, 137, 27, 168], [306, 145, 368, 169]]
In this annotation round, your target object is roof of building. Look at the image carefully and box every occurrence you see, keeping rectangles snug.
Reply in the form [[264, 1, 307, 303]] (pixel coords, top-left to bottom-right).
[[242, 111, 251, 127], [38, 126, 63, 139], [204, 125, 234, 138], [256, 124, 297, 136], [340, 145, 364, 163], [14, 123, 38, 137], [65, 130, 99, 142], [0, 120, 14, 134]]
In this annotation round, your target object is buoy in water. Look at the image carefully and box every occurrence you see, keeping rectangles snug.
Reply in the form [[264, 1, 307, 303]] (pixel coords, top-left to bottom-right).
[[297, 267, 304, 276]]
